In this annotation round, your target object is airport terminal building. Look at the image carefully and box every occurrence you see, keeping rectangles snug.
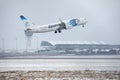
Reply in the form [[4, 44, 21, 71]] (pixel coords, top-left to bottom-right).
[[0, 41, 120, 58], [40, 41, 120, 55]]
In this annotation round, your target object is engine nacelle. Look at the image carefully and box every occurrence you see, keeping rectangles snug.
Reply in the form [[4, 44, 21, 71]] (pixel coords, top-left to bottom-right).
[[59, 22, 67, 29]]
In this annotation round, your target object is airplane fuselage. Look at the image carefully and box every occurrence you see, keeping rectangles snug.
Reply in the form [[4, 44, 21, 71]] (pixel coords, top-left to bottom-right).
[[25, 18, 87, 33]]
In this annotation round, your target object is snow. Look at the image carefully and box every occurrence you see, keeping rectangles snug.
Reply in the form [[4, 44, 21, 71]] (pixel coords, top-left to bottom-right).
[[0, 58, 120, 71]]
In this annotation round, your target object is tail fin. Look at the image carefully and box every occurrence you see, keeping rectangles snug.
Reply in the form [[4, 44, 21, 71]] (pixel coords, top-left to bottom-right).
[[20, 15, 34, 27]]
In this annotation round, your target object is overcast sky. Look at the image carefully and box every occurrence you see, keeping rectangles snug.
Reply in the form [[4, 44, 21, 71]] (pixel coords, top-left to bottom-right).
[[0, 0, 120, 49]]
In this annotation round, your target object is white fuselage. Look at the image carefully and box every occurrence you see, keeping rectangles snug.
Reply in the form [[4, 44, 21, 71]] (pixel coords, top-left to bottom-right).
[[25, 18, 87, 33]]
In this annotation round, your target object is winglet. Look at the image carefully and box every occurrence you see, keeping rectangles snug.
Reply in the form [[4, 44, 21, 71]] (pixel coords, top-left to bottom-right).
[[20, 15, 27, 20]]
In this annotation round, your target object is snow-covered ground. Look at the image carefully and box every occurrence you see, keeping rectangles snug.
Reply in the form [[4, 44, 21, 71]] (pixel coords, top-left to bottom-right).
[[2, 55, 120, 59], [0, 58, 120, 71]]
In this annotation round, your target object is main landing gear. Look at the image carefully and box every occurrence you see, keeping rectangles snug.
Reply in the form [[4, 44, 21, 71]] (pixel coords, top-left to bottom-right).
[[54, 29, 61, 33]]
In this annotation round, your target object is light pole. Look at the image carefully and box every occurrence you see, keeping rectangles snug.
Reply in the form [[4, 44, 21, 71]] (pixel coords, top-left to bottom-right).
[[2, 38, 4, 51], [15, 37, 18, 51], [36, 36, 39, 52]]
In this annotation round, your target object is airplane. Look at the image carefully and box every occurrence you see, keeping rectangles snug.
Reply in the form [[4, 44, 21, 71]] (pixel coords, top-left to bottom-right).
[[20, 15, 88, 36]]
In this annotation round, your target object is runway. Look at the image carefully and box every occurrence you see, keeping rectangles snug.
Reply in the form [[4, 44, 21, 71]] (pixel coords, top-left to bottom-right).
[[0, 58, 120, 71]]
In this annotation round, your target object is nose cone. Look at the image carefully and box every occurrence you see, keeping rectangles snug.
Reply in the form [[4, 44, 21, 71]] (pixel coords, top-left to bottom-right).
[[77, 18, 88, 25], [84, 18, 88, 23]]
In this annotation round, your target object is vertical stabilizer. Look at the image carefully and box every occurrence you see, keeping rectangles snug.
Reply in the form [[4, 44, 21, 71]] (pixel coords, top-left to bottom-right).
[[20, 15, 34, 27]]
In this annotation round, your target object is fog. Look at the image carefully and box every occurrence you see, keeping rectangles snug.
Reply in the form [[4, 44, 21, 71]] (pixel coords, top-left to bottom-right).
[[0, 0, 120, 49]]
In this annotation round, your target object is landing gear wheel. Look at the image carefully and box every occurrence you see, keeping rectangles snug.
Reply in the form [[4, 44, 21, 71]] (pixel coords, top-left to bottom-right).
[[58, 30, 61, 33], [82, 25, 84, 27], [55, 30, 57, 33]]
